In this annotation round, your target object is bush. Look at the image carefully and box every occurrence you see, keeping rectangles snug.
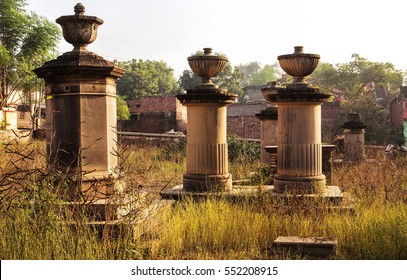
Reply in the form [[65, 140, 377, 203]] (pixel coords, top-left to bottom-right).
[[227, 135, 260, 163]]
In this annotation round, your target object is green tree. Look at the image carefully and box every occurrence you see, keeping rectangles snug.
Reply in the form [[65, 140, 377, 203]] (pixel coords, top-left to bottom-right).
[[308, 55, 406, 144], [213, 63, 244, 100], [344, 94, 396, 144], [237, 61, 261, 87], [248, 63, 280, 86], [116, 95, 130, 120], [309, 54, 405, 102], [178, 69, 200, 92], [0, 0, 60, 109], [116, 59, 178, 99], [237, 62, 281, 87]]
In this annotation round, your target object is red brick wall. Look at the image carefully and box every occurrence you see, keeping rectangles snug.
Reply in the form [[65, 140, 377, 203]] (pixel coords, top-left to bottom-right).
[[227, 102, 342, 141], [228, 102, 268, 116], [227, 115, 261, 139], [120, 96, 186, 133], [127, 95, 178, 114], [121, 97, 342, 141]]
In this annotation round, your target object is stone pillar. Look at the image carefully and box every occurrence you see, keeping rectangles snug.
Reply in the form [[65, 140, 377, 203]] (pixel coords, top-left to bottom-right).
[[255, 106, 278, 164], [271, 100, 329, 193], [34, 4, 125, 200], [178, 93, 236, 191], [342, 113, 367, 162], [177, 48, 237, 192], [264, 46, 332, 194]]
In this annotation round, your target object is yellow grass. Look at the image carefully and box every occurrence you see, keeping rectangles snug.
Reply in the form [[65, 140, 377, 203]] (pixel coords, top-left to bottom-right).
[[0, 139, 406, 259]]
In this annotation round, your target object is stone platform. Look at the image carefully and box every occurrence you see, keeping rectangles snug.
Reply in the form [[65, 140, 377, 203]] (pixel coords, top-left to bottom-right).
[[161, 184, 349, 207]]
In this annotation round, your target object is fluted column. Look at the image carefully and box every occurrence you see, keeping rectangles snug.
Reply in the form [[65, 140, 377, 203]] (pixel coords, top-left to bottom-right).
[[178, 93, 236, 192], [271, 100, 327, 193]]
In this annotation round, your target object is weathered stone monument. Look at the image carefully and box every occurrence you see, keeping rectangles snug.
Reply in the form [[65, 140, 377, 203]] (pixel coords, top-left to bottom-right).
[[176, 48, 238, 192], [266, 46, 344, 257], [34, 3, 125, 202], [342, 113, 367, 162], [161, 48, 237, 196], [263, 46, 342, 198], [255, 83, 278, 165]]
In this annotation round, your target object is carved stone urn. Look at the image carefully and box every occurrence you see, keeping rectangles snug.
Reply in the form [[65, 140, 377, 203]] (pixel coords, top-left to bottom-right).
[[277, 46, 320, 88], [56, 3, 103, 52], [187, 48, 228, 90]]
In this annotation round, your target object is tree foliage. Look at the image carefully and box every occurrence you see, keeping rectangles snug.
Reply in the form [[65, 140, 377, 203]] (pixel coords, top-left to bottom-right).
[[309, 54, 405, 102], [237, 61, 261, 87], [116, 59, 178, 100], [237, 62, 281, 87], [308, 54, 406, 144], [0, 0, 60, 109], [213, 63, 244, 100], [116, 95, 130, 120], [178, 69, 200, 92]]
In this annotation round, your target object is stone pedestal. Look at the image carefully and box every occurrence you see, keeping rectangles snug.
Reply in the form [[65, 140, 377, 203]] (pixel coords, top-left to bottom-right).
[[255, 106, 278, 164], [263, 46, 342, 197], [342, 113, 366, 162], [177, 91, 237, 192], [34, 4, 125, 202], [268, 91, 331, 194]]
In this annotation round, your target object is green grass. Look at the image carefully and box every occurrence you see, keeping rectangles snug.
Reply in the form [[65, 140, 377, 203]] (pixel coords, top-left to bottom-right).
[[0, 139, 406, 259]]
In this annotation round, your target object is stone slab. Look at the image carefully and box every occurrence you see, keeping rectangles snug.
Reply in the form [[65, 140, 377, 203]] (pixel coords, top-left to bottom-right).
[[160, 184, 355, 213], [273, 236, 338, 258], [161, 184, 342, 201]]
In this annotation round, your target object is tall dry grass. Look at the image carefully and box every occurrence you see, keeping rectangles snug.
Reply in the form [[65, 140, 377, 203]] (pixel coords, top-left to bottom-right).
[[0, 139, 406, 259]]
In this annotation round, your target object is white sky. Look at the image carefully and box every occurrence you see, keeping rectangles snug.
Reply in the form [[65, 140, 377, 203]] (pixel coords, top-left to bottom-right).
[[27, 0, 407, 78]]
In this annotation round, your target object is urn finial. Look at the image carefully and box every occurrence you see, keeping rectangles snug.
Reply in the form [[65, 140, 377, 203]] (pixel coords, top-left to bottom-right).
[[56, 4, 103, 53], [278, 46, 320, 87], [74, 3, 85, 15], [187, 48, 228, 90]]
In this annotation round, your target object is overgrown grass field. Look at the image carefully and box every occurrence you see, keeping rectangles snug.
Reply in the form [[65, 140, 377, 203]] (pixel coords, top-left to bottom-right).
[[0, 138, 406, 259]]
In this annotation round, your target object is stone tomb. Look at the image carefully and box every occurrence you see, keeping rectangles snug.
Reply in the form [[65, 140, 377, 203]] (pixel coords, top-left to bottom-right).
[[342, 113, 367, 162], [162, 47, 344, 207], [34, 4, 126, 221]]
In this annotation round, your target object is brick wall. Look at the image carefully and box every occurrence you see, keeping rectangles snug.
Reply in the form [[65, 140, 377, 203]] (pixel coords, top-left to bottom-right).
[[127, 95, 178, 114], [119, 95, 186, 133], [227, 101, 342, 141], [120, 96, 342, 141], [227, 115, 261, 139], [228, 102, 268, 116]]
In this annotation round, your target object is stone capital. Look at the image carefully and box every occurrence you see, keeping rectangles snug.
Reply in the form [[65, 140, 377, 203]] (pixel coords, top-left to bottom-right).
[[176, 91, 237, 105]]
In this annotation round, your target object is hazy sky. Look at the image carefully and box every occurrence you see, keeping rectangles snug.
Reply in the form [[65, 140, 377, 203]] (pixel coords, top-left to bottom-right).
[[27, 0, 407, 77]]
